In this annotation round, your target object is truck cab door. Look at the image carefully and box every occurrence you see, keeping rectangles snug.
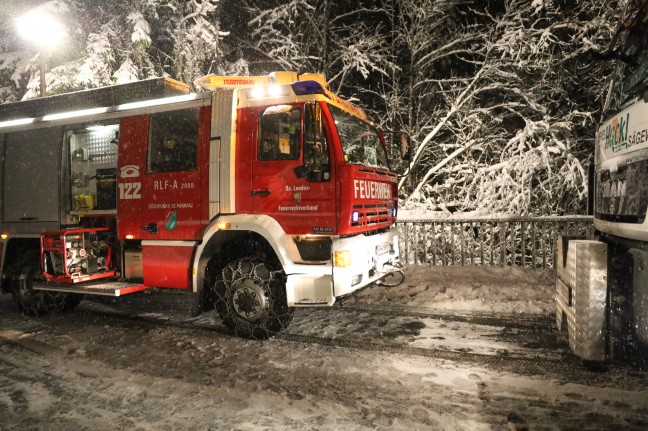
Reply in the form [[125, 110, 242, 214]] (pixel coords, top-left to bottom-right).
[[141, 108, 203, 240], [251, 103, 336, 235], [118, 108, 206, 241]]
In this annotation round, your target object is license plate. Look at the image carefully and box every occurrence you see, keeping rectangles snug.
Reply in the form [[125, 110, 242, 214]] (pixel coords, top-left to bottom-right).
[[375, 242, 390, 256]]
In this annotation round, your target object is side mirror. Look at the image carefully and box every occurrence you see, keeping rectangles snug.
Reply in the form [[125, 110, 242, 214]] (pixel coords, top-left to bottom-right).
[[378, 129, 412, 178], [379, 129, 412, 161], [399, 133, 411, 161]]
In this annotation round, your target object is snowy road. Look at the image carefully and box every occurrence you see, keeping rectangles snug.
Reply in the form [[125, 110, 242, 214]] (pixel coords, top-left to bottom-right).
[[1, 266, 648, 430]]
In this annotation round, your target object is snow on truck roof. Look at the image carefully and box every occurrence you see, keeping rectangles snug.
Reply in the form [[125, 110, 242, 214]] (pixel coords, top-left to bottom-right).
[[0, 77, 190, 123]]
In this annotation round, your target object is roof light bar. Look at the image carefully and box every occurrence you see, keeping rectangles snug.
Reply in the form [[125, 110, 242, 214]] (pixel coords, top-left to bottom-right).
[[247, 85, 290, 100], [268, 85, 283, 97], [250, 87, 265, 99], [291, 80, 326, 96]]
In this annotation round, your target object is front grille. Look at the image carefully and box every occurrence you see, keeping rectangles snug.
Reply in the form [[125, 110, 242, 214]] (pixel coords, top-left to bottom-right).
[[351, 203, 391, 227], [596, 159, 648, 224]]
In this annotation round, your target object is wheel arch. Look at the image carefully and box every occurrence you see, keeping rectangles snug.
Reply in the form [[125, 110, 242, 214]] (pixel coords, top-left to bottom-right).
[[197, 230, 279, 292], [192, 215, 299, 295]]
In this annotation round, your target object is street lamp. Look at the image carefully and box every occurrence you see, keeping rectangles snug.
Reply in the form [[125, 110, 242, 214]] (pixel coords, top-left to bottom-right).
[[16, 10, 66, 97]]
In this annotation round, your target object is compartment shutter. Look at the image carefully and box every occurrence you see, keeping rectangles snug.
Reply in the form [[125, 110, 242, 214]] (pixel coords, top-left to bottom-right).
[[3, 128, 61, 222]]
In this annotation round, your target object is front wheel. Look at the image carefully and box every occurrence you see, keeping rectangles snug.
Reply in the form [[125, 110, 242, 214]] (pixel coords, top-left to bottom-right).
[[214, 258, 293, 339]]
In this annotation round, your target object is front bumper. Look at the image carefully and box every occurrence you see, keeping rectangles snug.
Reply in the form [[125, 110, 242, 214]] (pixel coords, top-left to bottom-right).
[[285, 227, 400, 307], [332, 227, 400, 297]]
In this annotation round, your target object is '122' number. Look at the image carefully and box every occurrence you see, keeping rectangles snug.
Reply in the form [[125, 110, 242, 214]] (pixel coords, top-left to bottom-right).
[[119, 182, 141, 200]]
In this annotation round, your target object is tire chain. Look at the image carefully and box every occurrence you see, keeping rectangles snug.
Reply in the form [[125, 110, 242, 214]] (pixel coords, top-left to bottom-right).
[[12, 267, 83, 317], [214, 259, 293, 339], [13, 287, 70, 317]]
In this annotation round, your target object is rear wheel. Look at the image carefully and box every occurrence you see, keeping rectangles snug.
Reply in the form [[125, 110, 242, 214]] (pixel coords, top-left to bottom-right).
[[213, 258, 293, 339], [11, 266, 74, 316]]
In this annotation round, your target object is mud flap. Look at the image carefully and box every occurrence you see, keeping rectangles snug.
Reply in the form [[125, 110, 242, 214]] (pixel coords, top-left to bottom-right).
[[286, 274, 334, 306], [556, 237, 607, 361]]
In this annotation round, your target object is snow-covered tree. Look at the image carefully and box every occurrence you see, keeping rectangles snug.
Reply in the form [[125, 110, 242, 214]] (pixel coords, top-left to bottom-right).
[[244, 0, 394, 102], [397, 0, 619, 216], [1, 0, 236, 99], [0, 3, 31, 103]]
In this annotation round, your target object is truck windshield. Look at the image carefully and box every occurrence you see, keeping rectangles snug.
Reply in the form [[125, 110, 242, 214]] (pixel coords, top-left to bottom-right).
[[619, 26, 648, 100], [329, 104, 390, 171], [606, 18, 648, 112]]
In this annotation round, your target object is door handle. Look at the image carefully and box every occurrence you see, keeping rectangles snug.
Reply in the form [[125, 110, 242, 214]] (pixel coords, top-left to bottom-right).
[[143, 223, 158, 234], [251, 189, 271, 196]]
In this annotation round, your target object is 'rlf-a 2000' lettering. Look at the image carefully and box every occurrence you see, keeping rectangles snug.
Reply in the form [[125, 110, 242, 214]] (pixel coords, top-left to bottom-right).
[[353, 180, 392, 199]]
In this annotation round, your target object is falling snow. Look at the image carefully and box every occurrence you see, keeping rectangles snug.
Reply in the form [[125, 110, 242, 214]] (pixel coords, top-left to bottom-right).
[[2, 265, 647, 430]]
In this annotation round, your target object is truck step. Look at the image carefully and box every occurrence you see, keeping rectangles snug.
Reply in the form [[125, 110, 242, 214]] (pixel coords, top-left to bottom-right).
[[33, 280, 149, 297]]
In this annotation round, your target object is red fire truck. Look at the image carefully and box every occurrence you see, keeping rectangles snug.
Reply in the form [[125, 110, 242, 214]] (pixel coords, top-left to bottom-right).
[[0, 72, 404, 338]]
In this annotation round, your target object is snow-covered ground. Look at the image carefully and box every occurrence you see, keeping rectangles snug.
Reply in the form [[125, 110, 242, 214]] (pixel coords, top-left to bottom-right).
[[356, 264, 556, 314], [1, 265, 647, 430]]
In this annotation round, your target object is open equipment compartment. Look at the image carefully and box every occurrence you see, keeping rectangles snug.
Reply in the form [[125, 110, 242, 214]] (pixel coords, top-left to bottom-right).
[[41, 228, 116, 283]]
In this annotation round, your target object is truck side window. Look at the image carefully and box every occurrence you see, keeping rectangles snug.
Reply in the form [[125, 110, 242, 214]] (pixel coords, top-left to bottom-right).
[[148, 108, 199, 173], [258, 107, 301, 161]]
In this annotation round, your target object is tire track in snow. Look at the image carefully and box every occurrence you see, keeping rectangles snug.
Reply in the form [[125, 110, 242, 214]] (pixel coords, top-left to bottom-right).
[[276, 332, 579, 374], [328, 304, 555, 330], [55, 301, 581, 376], [0, 294, 584, 376], [0, 302, 636, 381]]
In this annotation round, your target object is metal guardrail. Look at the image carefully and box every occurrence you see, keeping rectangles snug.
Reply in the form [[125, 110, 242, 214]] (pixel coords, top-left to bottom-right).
[[397, 216, 593, 269]]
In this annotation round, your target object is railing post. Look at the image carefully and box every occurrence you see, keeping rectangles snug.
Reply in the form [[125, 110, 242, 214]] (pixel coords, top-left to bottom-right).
[[490, 222, 495, 265], [405, 223, 410, 265], [499, 222, 506, 266], [531, 221, 537, 269], [422, 222, 426, 264], [520, 221, 526, 267], [460, 222, 465, 266], [442, 223, 447, 266], [451, 222, 456, 265], [414, 222, 419, 265]]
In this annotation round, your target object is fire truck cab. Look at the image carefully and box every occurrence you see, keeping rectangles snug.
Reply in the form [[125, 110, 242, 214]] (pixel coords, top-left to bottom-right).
[[0, 72, 403, 338]]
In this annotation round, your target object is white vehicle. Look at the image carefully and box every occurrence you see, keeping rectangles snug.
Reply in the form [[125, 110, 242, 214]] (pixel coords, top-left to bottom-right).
[[557, 2, 648, 362]]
